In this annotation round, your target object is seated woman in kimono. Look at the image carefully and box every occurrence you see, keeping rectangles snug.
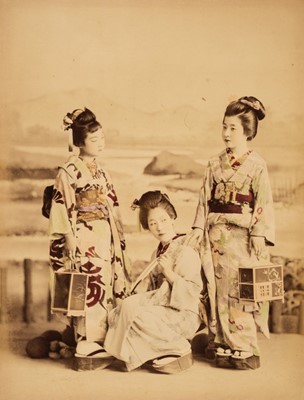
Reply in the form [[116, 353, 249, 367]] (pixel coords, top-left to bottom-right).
[[103, 190, 203, 373]]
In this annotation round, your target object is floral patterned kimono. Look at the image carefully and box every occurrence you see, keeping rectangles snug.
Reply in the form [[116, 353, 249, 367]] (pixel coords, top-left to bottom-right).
[[193, 149, 275, 356], [103, 235, 202, 371], [49, 155, 131, 342]]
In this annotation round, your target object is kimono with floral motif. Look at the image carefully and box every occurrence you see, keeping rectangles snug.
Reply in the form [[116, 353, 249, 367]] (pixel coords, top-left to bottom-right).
[[193, 149, 275, 355], [49, 155, 131, 342], [104, 236, 202, 371]]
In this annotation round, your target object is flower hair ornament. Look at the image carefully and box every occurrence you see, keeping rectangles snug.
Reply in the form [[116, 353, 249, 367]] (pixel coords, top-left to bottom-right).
[[62, 109, 85, 152], [130, 192, 172, 210], [240, 98, 261, 111], [130, 198, 142, 231], [131, 199, 140, 211], [63, 115, 74, 131]]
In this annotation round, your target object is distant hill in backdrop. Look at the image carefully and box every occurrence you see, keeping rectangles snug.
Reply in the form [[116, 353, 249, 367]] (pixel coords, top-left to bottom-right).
[[2, 87, 303, 150]]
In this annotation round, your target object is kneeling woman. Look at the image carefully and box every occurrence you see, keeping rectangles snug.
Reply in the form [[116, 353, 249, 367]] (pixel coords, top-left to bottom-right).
[[104, 191, 203, 373]]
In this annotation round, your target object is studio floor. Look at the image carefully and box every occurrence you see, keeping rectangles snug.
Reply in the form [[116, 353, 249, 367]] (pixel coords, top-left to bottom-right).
[[0, 320, 303, 400]]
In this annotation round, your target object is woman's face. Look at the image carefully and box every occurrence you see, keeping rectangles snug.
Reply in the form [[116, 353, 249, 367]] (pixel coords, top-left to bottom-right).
[[222, 116, 247, 151], [147, 207, 175, 244], [79, 128, 105, 157]]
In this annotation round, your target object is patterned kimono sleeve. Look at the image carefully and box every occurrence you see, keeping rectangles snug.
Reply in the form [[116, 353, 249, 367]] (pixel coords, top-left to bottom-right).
[[192, 161, 213, 229], [103, 169, 125, 239], [250, 163, 275, 246], [102, 168, 132, 290], [103, 169, 117, 201], [191, 161, 217, 320], [169, 246, 203, 312], [48, 167, 76, 238]]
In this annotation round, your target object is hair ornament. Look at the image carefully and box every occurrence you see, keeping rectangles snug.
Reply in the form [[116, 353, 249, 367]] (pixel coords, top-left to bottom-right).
[[131, 199, 140, 210], [63, 115, 74, 131], [62, 109, 86, 152], [162, 192, 171, 202], [240, 98, 261, 111], [63, 109, 86, 130]]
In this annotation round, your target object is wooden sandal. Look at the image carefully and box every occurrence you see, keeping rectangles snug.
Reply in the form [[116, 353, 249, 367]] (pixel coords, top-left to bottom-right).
[[152, 352, 193, 374], [203, 341, 217, 361], [215, 347, 234, 369], [230, 352, 260, 370], [72, 355, 115, 371], [73, 341, 115, 371]]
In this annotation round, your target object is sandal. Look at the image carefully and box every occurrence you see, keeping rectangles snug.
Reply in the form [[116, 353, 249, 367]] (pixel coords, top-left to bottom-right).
[[73, 341, 114, 371], [73, 356, 114, 372], [203, 339, 217, 361], [230, 351, 260, 370], [203, 346, 216, 361], [215, 347, 234, 369], [152, 351, 193, 374]]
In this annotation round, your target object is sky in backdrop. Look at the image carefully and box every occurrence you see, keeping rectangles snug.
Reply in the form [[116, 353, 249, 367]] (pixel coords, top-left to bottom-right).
[[1, 0, 303, 123]]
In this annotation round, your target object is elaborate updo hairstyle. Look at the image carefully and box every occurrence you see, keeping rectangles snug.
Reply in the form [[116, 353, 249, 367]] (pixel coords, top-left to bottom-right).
[[63, 108, 101, 147], [131, 191, 177, 230], [224, 96, 266, 141]]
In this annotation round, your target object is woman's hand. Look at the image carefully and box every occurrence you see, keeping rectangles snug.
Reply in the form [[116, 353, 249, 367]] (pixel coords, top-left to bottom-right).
[[64, 232, 76, 262], [250, 236, 266, 259], [157, 254, 176, 285], [184, 228, 204, 248]]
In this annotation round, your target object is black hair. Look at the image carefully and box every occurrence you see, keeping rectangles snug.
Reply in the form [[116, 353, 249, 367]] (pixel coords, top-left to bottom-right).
[[134, 191, 177, 230], [224, 96, 266, 141], [65, 108, 101, 147]]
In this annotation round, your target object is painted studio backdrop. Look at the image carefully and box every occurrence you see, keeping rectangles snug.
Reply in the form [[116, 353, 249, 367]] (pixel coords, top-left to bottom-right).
[[0, 1, 303, 400]]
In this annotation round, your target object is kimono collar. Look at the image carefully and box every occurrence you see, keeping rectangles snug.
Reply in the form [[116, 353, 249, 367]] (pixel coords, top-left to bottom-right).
[[216, 149, 254, 182], [76, 157, 104, 179], [156, 233, 186, 257], [226, 148, 252, 170]]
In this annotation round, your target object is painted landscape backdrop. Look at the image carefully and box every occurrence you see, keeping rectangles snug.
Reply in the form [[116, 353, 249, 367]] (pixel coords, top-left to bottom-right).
[[1, 3, 303, 399]]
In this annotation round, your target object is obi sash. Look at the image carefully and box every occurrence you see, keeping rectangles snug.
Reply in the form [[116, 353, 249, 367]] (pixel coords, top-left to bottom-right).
[[76, 188, 109, 223], [209, 181, 254, 214]]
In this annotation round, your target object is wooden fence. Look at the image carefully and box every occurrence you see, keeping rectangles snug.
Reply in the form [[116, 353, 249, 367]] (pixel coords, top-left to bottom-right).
[[0, 267, 7, 323], [270, 171, 304, 205], [0, 258, 51, 324], [1, 257, 304, 335]]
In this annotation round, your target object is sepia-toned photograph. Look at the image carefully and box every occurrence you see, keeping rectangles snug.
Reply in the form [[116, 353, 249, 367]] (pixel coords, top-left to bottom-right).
[[0, 0, 303, 399]]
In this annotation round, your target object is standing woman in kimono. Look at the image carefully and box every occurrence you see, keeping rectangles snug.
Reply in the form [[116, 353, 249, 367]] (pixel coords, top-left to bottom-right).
[[104, 191, 203, 373], [48, 108, 131, 365], [188, 96, 275, 369]]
